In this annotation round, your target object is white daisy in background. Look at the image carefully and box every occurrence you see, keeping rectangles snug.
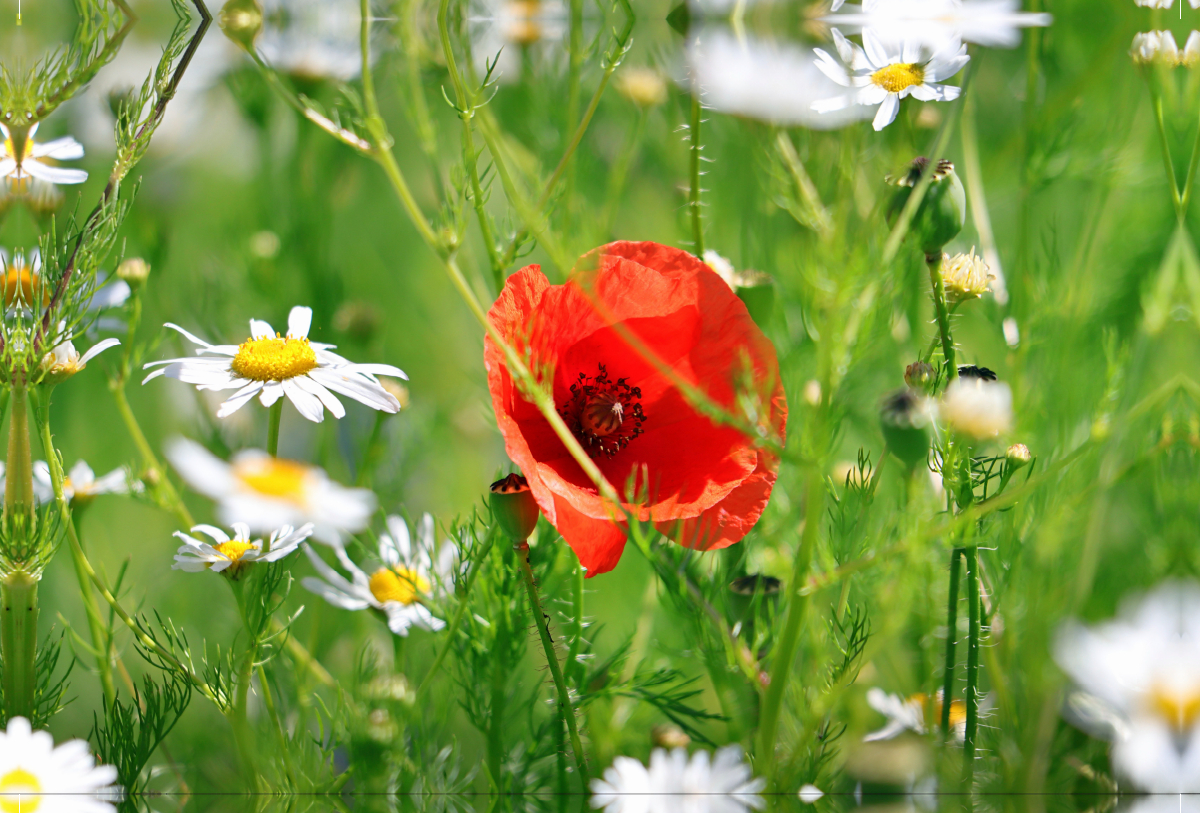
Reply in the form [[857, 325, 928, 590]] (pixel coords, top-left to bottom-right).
[[685, 28, 873, 129], [143, 305, 406, 423], [813, 29, 969, 131], [167, 438, 375, 546], [33, 460, 135, 506], [939, 377, 1013, 439], [864, 687, 967, 742], [824, 0, 1052, 51], [469, 0, 568, 83], [0, 123, 88, 187], [173, 521, 314, 577], [1131, 30, 1200, 67], [302, 513, 457, 636], [591, 745, 764, 813], [40, 334, 121, 383], [257, 0, 374, 82], [0, 248, 130, 318], [1055, 582, 1200, 792], [0, 716, 119, 813], [1136, 0, 1200, 7]]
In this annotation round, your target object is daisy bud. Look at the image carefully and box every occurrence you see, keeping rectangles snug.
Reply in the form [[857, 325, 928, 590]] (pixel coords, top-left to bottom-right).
[[940, 378, 1013, 440], [219, 0, 264, 51], [904, 361, 936, 393], [880, 388, 932, 470], [651, 724, 691, 749], [941, 248, 994, 304], [489, 473, 540, 541], [886, 158, 966, 256], [1006, 443, 1032, 469], [116, 257, 150, 288], [617, 67, 668, 108]]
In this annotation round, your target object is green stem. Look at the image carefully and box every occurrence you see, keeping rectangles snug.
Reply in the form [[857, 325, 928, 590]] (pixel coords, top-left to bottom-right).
[[688, 93, 705, 254], [1179, 92, 1200, 217], [486, 595, 508, 791], [941, 548, 962, 737], [266, 400, 283, 457], [257, 665, 297, 787], [5, 384, 33, 512], [565, 563, 585, 686], [355, 410, 389, 486], [35, 395, 117, 707], [962, 545, 981, 782], [1148, 80, 1183, 212], [927, 253, 957, 380], [516, 541, 588, 787], [757, 464, 825, 782], [1, 572, 37, 721], [111, 384, 193, 528]]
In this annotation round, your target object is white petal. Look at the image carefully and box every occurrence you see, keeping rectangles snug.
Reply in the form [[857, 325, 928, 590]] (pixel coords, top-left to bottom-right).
[[22, 160, 87, 184], [30, 137, 84, 160], [250, 319, 274, 340], [872, 93, 900, 130], [282, 378, 326, 422], [293, 375, 345, 419], [77, 338, 121, 367], [287, 306, 313, 339], [258, 381, 285, 407], [217, 381, 265, 418]]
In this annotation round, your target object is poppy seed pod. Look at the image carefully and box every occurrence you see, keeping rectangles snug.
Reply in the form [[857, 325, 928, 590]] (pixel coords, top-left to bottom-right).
[[880, 388, 932, 470], [489, 473, 540, 541], [886, 158, 966, 256]]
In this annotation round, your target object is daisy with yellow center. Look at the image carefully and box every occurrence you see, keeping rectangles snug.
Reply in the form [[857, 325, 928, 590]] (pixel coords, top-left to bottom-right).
[[143, 305, 407, 422], [0, 716, 119, 813], [172, 521, 314, 577], [864, 687, 973, 742], [167, 438, 375, 547], [302, 514, 458, 636], [812, 29, 969, 131], [0, 248, 131, 316], [1056, 582, 1200, 792], [40, 332, 121, 385], [0, 122, 88, 187], [33, 460, 134, 507]]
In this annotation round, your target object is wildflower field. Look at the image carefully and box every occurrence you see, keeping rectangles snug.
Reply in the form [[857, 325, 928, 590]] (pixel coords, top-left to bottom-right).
[[0, 0, 1197, 809]]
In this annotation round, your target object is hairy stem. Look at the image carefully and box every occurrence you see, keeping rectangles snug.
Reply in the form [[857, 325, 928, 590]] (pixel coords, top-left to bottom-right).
[[963, 546, 981, 782], [688, 93, 705, 254], [5, 384, 33, 512], [941, 548, 962, 737], [927, 253, 957, 380]]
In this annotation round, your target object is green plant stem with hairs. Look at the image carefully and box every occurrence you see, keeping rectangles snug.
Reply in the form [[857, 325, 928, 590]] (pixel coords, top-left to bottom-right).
[[1, 571, 37, 721], [927, 253, 957, 379], [688, 93, 705, 254], [516, 541, 588, 787], [962, 545, 981, 783], [941, 547, 962, 738]]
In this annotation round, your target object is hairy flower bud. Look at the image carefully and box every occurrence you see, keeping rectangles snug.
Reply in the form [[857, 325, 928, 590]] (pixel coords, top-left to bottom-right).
[[617, 67, 668, 108], [1006, 443, 1032, 468], [880, 388, 932, 469], [116, 257, 150, 288], [219, 0, 264, 51], [941, 249, 994, 304], [489, 473, 540, 541], [886, 158, 966, 255]]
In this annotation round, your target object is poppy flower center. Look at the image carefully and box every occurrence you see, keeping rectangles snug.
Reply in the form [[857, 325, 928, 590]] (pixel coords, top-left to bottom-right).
[[560, 364, 646, 458], [369, 567, 429, 605], [213, 540, 256, 563], [872, 63, 925, 93], [230, 335, 318, 382], [233, 457, 310, 504], [0, 767, 41, 813]]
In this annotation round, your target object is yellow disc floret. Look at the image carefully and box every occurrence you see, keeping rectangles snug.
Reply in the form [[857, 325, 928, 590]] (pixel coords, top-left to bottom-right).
[[1151, 685, 1200, 733], [871, 63, 925, 93], [369, 567, 430, 605], [230, 334, 318, 382], [213, 540, 256, 563], [2, 266, 47, 308], [233, 457, 310, 505], [0, 767, 42, 813]]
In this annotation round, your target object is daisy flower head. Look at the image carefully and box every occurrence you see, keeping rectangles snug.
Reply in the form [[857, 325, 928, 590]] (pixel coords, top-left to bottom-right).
[[166, 437, 375, 546], [173, 521, 314, 578], [813, 28, 969, 131], [40, 334, 121, 385], [33, 460, 134, 507], [591, 745, 765, 813], [939, 376, 1013, 439], [0, 249, 129, 322], [0, 122, 88, 188], [143, 305, 407, 423], [823, 0, 1053, 51], [0, 716, 119, 813], [1055, 582, 1200, 792], [864, 687, 967, 742], [302, 513, 457, 636]]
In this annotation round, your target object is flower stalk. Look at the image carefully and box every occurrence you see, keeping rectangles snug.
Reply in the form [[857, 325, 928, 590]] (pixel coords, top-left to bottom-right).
[[688, 93, 705, 254], [266, 400, 283, 457], [516, 541, 588, 787], [941, 548, 962, 738], [926, 253, 957, 380], [0, 571, 37, 720], [5, 384, 34, 512], [963, 545, 981, 782]]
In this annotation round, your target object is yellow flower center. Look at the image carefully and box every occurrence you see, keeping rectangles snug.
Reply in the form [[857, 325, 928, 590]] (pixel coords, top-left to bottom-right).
[[0, 767, 42, 813], [1150, 685, 1200, 733], [213, 540, 256, 563], [505, 0, 543, 44], [233, 457, 310, 505], [369, 567, 430, 605], [2, 267, 47, 309], [871, 63, 925, 94], [912, 693, 967, 731], [229, 335, 318, 382]]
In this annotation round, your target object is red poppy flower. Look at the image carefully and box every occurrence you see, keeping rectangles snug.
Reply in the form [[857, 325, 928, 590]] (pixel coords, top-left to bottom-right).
[[484, 241, 787, 576]]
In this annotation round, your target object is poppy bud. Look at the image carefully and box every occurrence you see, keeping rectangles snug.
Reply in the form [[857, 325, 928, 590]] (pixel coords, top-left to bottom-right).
[[1006, 443, 1032, 469], [904, 361, 936, 393], [885, 158, 966, 256], [880, 388, 932, 469], [219, 0, 263, 51], [489, 473, 540, 540]]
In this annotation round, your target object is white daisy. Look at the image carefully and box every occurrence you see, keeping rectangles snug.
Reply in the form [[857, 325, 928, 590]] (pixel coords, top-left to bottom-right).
[[813, 29, 969, 131], [302, 513, 457, 636], [40, 335, 121, 383], [685, 28, 873, 129], [33, 460, 134, 506], [0, 249, 130, 317], [824, 0, 1052, 50], [0, 716, 119, 813], [864, 687, 967, 742], [1056, 582, 1200, 793], [939, 377, 1013, 439], [142, 305, 406, 423], [0, 123, 88, 187], [166, 437, 375, 546], [173, 521, 314, 576], [591, 746, 765, 813]]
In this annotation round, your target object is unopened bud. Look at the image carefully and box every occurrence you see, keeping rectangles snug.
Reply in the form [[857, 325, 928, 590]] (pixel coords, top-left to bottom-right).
[[904, 361, 936, 393], [1006, 443, 1032, 469], [885, 157, 966, 255], [489, 473, 540, 540], [880, 388, 932, 470], [651, 725, 691, 749], [219, 0, 264, 51], [116, 257, 150, 287], [617, 67, 669, 108]]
